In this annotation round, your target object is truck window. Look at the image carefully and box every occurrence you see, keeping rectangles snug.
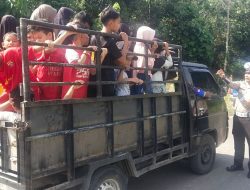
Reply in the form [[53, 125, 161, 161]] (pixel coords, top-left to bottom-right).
[[190, 71, 219, 94]]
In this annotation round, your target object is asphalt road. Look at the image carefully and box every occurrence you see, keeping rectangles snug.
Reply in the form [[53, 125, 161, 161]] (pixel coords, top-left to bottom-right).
[[128, 117, 250, 190]]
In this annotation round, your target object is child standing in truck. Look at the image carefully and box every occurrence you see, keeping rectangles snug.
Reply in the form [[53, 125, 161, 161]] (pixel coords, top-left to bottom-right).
[[0, 46, 40, 111], [115, 54, 143, 96], [1, 32, 20, 50], [29, 19, 76, 100], [62, 23, 108, 99], [0, 32, 21, 111]]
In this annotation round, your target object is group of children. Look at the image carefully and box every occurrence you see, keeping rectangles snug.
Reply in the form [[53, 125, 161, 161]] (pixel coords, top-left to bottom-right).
[[0, 4, 173, 114]]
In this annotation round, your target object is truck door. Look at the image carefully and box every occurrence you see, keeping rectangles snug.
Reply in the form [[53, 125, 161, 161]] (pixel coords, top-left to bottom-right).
[[189, 70, 228, 140]]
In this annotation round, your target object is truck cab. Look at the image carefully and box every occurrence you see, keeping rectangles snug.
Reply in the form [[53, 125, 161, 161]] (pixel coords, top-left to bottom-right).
[[182, 62, 228, 174], [183, 62, 228, 144]]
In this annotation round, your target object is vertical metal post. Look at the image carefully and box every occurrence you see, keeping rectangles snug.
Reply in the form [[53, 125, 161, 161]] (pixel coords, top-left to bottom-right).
[[137, 98, 144, 157], [0, 128, 3, 169], [96, 34, 102, 98], [150, 97, 157, 158], [20, 19, 32, 190], [144, 43, 150, 93], [20, 18, 31, 102], [167, 97, 173, 148], [107, 101, 114, 156], [64, 104, 75, 181], [16, 130, 21, 183], [17, 130, 25, 184], [178, 47, 187, 143], [18, 120, 33, 190], [1, 128, 8, 172]]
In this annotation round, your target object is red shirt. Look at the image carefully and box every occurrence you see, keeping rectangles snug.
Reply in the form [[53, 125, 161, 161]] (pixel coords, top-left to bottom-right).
[[62, 49, 91, 99], [0, 47, 36, 93], [36, 49, 66, 100]]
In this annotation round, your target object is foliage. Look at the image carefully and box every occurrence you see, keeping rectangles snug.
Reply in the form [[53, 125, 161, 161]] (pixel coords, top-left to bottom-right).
[[2, 0, 250, 77], [0, 0, 11, 17], [113, 2, 121, 13]]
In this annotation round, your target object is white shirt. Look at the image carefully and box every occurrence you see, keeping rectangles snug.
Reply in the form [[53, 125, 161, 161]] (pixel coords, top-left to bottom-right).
[[235, 81, 250, 113], [115, 70, 130, 96], [152, 55, 173, 82], [65, 49, 80, 64]]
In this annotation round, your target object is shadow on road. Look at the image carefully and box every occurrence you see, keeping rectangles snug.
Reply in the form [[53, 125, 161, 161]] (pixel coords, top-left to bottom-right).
[[128, 153, 250, 190]]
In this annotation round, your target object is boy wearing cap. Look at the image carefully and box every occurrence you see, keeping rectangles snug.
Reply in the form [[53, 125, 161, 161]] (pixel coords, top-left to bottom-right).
[[62, 22, 108, 100], [217, 63, 250, 178]]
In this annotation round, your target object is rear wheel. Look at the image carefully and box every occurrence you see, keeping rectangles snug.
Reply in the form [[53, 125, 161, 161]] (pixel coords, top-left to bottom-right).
[[89, 166, 128, 190], [190, 134, 216, 174]]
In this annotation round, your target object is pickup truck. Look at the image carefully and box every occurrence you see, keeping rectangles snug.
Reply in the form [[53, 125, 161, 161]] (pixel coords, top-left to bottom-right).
[[0, 19, 228, 190]]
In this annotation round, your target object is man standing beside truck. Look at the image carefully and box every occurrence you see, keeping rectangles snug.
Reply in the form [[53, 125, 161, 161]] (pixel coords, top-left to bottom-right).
[[217, 62, 250, 179]]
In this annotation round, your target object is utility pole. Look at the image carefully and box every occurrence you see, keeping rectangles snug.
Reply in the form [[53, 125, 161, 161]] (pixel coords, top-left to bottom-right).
[[224, 0, 231, 71]]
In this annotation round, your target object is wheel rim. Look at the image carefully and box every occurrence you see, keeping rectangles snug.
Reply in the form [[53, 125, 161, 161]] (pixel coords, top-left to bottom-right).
[[98, 179, 121, 190], [201, 144, 212, 164]]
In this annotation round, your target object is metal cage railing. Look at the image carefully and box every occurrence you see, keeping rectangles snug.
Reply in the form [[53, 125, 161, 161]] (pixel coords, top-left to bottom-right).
[[20, 18, 183, 102]]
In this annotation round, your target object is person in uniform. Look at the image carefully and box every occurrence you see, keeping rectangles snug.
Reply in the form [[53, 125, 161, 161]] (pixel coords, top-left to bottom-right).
[[217, 62, 250, 178]]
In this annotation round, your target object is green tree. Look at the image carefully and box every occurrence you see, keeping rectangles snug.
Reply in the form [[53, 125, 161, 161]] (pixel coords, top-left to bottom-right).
[[3, 0, 250, 78]]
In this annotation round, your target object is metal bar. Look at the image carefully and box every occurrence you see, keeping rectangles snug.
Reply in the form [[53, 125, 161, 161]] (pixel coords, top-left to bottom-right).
[[0, 128, 3, 170], [23, 19, 182, 49], [1, 128, 8, 172], [16, 130, 21, 183], [20, 18, 31, 102], [144, 43, 150, 93], [134, 143, 188, 164], [137, 153, 188, 176], [176, 48, 184, 144], [106, 101, 114, 156], [178, 47, 188, 143], [28, 41, 94, 51], [25, 111, 186, 141], [30, 80, 180, 87], [29, 61, 179, 72], [20, 18, 33, 190], [96, 34, 102, 98], [167, 97, 173, 148], [22, 109, 32, 186], [17, 130, 25, 185], [23, 124, 32, 189], [64, 104, 75, 181], [150, 97, 157, 154], [137, 99, 144, 156], [23, 92, 183, 107], [28, 41, 180, 60]]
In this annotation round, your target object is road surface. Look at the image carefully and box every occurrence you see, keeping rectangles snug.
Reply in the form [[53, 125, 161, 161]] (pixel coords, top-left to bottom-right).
[[128, 117, 250, 190]]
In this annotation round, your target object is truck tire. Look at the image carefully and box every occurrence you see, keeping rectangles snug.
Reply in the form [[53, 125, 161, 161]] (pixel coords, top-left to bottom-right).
[[190, 134, 216, 174], [89, 165, 128, 190]]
